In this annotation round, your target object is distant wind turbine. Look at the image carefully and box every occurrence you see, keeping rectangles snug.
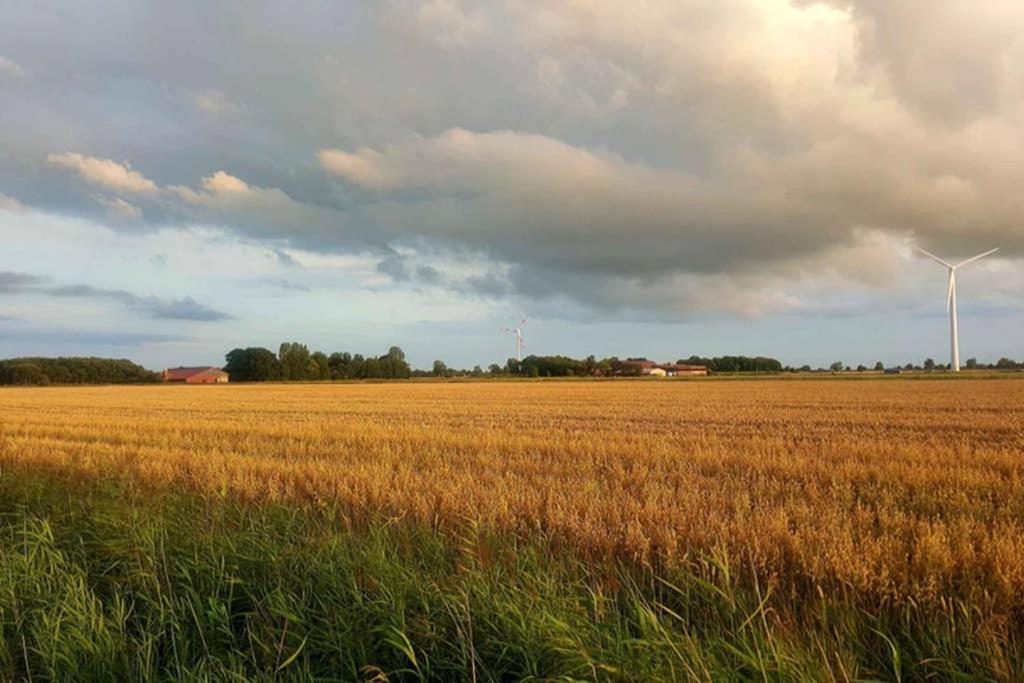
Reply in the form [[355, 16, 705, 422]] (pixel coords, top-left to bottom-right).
[[502, 315, 528, 362], [915, 246, 999, 372]]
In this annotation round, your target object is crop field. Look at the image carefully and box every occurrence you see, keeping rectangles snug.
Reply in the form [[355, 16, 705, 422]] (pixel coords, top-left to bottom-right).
[[1, 378, 1023, 680]]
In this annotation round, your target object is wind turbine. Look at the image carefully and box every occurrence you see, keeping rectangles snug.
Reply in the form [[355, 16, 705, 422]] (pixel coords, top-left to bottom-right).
[[502, 315, 528, 362], [915, 246, 998, 372]]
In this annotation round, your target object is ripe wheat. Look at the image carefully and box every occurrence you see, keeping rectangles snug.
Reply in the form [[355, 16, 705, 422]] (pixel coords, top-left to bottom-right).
[[2, 379, 1022, 609]]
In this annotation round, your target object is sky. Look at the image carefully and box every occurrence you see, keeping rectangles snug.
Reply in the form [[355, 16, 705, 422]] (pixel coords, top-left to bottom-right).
[[1, 0, 1022, 371]]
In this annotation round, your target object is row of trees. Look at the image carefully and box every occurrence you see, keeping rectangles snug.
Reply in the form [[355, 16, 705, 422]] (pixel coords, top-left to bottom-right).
[[426, 356, 617, 378], [4, 351, 1018, 386], [224, 343, 412, 382], [427, 355, 1024, 377], [816, 358, 1023, 372], [678, 355, 784, 373], [0, 357, 159, 386], [423, 355, 785, 378]]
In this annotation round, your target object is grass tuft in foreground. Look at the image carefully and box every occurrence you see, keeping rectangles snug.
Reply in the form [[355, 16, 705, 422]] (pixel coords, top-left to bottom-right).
[[0, 467, 1019, 681]]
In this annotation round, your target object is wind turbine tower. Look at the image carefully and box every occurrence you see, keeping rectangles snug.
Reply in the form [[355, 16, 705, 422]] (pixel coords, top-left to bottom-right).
[[502, 315, 528, 362], [916, 246, 998, 372]]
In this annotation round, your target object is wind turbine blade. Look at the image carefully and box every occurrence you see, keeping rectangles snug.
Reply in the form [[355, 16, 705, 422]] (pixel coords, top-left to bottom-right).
[[954, 247, 999, 269], [946, 270, 955, 313], [520, 314, 529, 326], [915, 246, 953, 268]]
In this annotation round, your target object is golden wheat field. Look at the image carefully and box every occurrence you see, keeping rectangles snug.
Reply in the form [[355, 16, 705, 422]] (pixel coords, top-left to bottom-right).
[[2, 378, 1024, 608]]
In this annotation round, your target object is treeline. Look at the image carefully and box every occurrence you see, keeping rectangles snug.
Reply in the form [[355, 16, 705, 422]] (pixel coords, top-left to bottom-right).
[[0, 357, 159, 386], [421, 355, 602, 378], [223, 343, 412, 381], [800, 357, 1023, 372], [423, 355, 783, 378], [678, 355, 784, 373]]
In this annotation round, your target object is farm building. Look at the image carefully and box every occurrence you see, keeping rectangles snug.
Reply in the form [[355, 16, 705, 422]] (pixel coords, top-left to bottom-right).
[[655, 363, 708, 377], [612, 359, 657, 375], [162, 367, 229, 384], [611, 359, 707, 377]]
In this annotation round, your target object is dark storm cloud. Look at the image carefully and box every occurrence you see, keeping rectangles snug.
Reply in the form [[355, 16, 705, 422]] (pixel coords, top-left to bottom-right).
[[273, 249, 302, 268], [0, 324, 185, 346], [415, 265, 442, 285], [376, 256, 443, 288], [261, 278, 312, 293], [457, 272, 511, 298], [0, 272, 48, 293], [48, 284, 232, 321], [1, 268, 233, 321], [1, 1, 1022, 315], [377, 255, 411, 282]]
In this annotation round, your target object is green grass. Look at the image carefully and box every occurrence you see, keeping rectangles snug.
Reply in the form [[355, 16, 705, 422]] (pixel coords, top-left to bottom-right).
[[0, 467, 1019, 681]]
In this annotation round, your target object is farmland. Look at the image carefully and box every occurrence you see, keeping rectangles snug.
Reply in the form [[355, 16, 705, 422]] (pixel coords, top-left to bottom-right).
[[1, 379, 1023, 680]]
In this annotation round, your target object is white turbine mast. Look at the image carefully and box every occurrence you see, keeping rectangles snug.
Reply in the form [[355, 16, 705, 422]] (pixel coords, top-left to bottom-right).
[[915, 246, 998, 372], [502, 315, 528, 362]]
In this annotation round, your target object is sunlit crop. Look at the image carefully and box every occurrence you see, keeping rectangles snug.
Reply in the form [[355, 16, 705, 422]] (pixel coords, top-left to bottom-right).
[[3, 378, 1022, 611]]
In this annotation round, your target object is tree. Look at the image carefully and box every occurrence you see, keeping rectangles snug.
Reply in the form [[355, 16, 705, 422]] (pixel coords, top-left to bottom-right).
[[676, 355, 782, 373], [829, 362, 844, 372], [472, 365, 483, 377], [351, 354, 366, 378], [874, 362, 884, 371], [856, 364, 867, 372], [311, 351, 331, 380], [328, 352, 352, 379], [382, 346, 411, 379], [965, 357, 979, 369], [279, 342, 312, 381], [0, 357, 158, 385], [224, 348, 281, 382], [1, 362, 48, 385], [518, 355, 588, 378], [432, 360, 448, 377], [488, 363, 503, 375], [924, 358, 936, 370], [996, 357, 1018, 369], [363, 357, 382, 377]]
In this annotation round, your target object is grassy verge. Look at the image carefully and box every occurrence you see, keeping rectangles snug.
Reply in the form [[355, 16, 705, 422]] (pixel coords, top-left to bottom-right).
[[0, 466, 1018, 681]]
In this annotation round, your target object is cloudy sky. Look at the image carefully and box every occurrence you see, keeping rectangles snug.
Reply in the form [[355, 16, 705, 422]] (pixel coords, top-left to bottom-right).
[[1, 1, 1022, 370]]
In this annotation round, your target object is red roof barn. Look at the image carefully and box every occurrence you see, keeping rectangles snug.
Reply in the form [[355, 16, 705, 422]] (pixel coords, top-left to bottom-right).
[[162, 366, 229, 384]]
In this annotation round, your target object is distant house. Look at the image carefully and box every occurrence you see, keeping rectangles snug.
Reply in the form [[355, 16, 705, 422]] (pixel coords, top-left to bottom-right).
[[612, 359, 657, 376], [611, 359, 708, 377], [654, 363, 708, 377], [162, 366, 229, 384]]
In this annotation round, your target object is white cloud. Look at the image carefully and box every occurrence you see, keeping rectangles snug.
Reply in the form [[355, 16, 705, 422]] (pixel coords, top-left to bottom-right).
[[317, 148, 396, 189], [190, 89, 241, 115], [171, 171, 274, 206], [47, 152, 159, 195], [167, 170, 373, 248], [94, 195, 142, 220], [412, 0, 487, 47], [0, 193, 28, 214], [6, 1, 1024, 325], [0, 56, 26, 79]]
